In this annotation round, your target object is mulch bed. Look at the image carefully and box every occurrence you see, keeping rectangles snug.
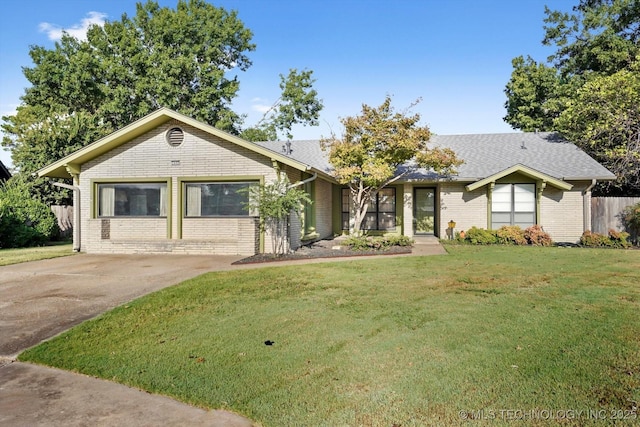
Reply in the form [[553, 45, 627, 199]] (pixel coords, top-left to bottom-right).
[[232, 239, 412, 265]]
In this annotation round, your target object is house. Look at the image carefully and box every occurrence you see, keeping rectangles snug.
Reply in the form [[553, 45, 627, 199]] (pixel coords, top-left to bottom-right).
[[38, 108, 615, 254], [0, 160, 11, 182]]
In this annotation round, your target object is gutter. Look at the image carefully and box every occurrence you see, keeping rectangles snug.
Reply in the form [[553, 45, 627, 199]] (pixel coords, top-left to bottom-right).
[[52, 182, 81, 252], [288, 172, 318, 189]]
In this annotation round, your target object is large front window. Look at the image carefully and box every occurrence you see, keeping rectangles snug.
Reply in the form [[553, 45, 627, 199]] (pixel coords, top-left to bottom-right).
[[185, 182, 256, 217], [342, 187, 396, 230], [491, 183, 535, 228], [98, 183, 167, 217]]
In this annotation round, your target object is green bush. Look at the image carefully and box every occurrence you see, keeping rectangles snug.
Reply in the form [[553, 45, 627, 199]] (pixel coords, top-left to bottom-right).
[[343, 235, 414, 251], [495, 226, 527, 245], [620, 202, 640, 244], [0, 178, 59, 248], [524, 225, 553, 246], [464, 227, 497, 245], [580, 230, 630, 248]]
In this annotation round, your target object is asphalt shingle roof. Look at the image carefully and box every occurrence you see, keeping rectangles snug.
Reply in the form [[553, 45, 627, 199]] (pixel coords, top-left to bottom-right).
[[255, 132, 615, 182]]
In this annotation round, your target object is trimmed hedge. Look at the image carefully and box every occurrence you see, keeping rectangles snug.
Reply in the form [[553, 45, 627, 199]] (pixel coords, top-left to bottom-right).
[[459, 225, 553, 246]]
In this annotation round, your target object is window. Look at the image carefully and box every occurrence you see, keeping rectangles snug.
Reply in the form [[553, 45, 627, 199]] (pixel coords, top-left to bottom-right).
[[98, 183, 167, 217], [342, 187, 396, 230], [491, 183, 535, 229], [185, 182, 257, 217]]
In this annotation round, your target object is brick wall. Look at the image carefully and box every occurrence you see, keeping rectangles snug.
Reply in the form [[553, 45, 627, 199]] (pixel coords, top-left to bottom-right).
[[79, 119, 278, 255], [540, 181, 588, 243], [439, 182, 488, 237]]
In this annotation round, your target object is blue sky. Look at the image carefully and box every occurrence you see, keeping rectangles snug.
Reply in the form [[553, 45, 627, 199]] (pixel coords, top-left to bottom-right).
[[0, 0, 577, 169]]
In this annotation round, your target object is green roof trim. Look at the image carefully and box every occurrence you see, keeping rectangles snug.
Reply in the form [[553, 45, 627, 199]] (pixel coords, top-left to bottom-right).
[[37, 108, 315, 179], [465, 164, 573, 192]]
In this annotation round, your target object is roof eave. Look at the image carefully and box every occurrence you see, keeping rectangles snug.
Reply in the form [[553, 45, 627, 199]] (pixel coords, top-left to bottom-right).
[[465, 164, 573, 192]]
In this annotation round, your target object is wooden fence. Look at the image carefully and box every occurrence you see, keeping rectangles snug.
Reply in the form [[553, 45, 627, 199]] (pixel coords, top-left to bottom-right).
[[591, 197, 640, 236], [51, 205, 73, 238]]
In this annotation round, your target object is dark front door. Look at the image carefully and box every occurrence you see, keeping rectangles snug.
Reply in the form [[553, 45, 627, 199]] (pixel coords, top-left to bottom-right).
[[414, 188, 436, 235]]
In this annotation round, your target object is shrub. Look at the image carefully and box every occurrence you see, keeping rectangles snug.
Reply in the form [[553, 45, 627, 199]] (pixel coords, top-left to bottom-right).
[[495, 226, 527, 245], [0, 178, 59, 248], [620, 202, 640, 245], [342, 235, 414, 251], [607, 229, 631, 249], [524, 225, 553, 246], [464, 227, 497, 245], [580, 230, 630, 248]]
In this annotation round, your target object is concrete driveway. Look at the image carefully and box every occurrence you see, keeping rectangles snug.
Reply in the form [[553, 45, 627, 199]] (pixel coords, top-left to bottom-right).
[[0, 253, 254, 427]]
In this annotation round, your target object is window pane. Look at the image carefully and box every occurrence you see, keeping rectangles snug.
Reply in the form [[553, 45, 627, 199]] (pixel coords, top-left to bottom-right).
[[378, 188, 395, 212], [342, 212, 350, 230], [514, 212, 535, 228], [342, 188, 350, 213], [185, 182, 255, 217], [514, 184, 535, 212], [378, 213, 396, 230], [492, 184, 512, 212], [362, 213, 377, 230], [98, 183, 165, 217]]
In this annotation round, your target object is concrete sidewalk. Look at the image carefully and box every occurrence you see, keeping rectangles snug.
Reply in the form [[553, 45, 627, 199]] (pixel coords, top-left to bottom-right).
[[0, 240, 446, 426]]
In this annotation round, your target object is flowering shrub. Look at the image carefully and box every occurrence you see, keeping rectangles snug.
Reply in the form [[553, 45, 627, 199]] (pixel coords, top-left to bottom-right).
[[494, 226, 527, 245], [580, 230, 630, 248], [524, 225, 553, 246], [464, 227, 497, 245]]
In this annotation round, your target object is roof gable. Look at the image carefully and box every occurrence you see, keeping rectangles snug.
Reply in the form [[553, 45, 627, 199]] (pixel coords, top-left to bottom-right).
[[465, 164, 573, 191], [38, 108, 315, 179]]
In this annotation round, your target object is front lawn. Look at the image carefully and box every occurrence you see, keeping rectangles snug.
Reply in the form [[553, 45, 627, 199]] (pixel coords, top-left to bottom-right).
[[20, 246, 640, 426], [0, 242, 74, 266]]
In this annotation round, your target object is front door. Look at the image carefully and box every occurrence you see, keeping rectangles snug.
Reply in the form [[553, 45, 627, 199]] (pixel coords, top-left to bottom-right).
[[414, 188, 436, 235]]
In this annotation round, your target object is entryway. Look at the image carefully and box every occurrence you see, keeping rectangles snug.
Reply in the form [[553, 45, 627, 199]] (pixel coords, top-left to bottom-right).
[[414, 187, 436, 235]]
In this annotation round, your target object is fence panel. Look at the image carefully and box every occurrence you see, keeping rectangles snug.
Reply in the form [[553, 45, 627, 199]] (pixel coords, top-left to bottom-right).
[[591, 197, 640, 235], [51, 205, 73, 238]]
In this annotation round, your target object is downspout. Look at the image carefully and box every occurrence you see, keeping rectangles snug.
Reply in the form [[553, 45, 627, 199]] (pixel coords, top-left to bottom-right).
[[582, 179, 597, 233], [53, 182, 81, 252]]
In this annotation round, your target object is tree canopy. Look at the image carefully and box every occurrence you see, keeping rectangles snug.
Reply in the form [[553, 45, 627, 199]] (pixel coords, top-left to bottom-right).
[[1, 0, 322, 203], [503, 0, 640, 195], [321, 96, 461, 235]]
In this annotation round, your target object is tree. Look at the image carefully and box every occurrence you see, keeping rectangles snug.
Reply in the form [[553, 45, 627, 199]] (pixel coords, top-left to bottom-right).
[[241, 69, 323, 142], [504, 0, 640, 194], [243, 177, 311, 255], [321, 96, 461, 235], [554, 62, 640, 194], [1, 0, 322, 203]]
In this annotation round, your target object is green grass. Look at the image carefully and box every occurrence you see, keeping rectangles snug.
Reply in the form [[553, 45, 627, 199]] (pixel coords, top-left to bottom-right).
[[0, 242, 75, 266], [20, 246, 640, 426]]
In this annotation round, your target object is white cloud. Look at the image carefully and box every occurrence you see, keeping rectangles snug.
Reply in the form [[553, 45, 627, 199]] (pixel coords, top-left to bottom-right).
[[39, 11, 107, 41], [250, 98, 274, 114]]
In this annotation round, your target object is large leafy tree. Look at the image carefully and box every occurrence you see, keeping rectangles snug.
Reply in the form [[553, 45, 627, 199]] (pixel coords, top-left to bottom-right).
[[503, 0, 640, 195], [1, 0, 322, 203], [322, 96, 461, 235], [241, 69, 323, 142]]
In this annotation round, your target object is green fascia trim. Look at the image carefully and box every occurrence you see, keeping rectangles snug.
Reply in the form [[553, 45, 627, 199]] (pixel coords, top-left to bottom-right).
[[465, 164, 572, 192], [91, 177, 172, 238], [38, 107, 314, 179]]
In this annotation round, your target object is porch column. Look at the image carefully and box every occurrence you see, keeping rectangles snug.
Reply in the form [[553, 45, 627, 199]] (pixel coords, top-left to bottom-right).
[[403, 183, 413, 238]]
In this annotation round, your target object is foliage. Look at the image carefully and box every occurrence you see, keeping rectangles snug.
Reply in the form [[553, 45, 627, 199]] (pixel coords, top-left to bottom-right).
[[503, 0, 640, 195], [524, 225, 554, 246], [2, 0, 322, 202], [342, 234, 414, 251], [464, 226, 497, 245], [0, 177, 59, 248], [620, 201, 640, 244], [243, 177, 311, 256], [20, 246, 640, 425], [241, 69, 323, 141], [554, 62, 640, 194], [494, 225, 527, 245], [580, 229, 631, 248], [322, 96, 461, 235]]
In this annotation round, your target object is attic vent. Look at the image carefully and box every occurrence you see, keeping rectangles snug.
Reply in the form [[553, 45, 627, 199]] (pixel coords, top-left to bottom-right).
[[166, 127, 184, 147]]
